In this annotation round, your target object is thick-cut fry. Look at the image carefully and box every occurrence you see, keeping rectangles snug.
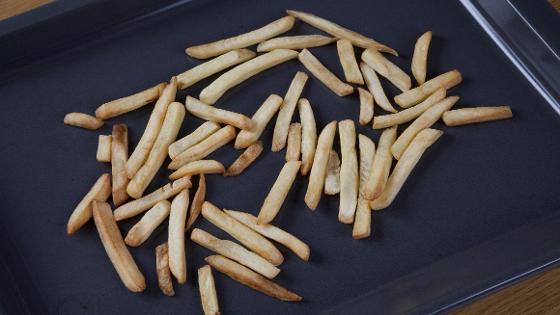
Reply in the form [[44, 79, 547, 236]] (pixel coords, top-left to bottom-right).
[[371, 129, 443, 210], [286, 10, 397, 55], [352, 135, 375, 239], [305, 121, 337, 210], [200, 49, 298, 104], [257, 161, 301, 225], [364, 126, 397, 200], [186, 174, 206, 231], [186, 16, 295, 59], [298, 99, 317, 176], [392, 96, 459, 160], [395, 70, 462, 108], [285, 123, 301, 161], [257, 35, 336, 52], [111, 124, 129, 206], [201, 202, 284, 265], [114, 177, 192, 221], [168, 190, 189, 284], [324, 150, 341, 196], [169, 121, 221, 159], [92, 201, 145, 292], [224, 210, 310, 261], [67, 173, 111, 235], [128, 103, 185, 198], [169, 125, 236, 170], [191, 228, 280, 279], [360, 62, 396, 113], [206, 255, 302, 302], [338, 120, 358, 224], [373, 87, 446, 129], [358, 87, 374, 126], [177, 49, 256, 89], [198, 265, 220, 315], [442, 106, 513, 126], [169, 160, 224, 180], [95, 83, 165, 120], [185, 96, 254, 131], [124, 200, 171, 247], [225, 141, 264, 176], [96, 135, 112, 162], [298, 49, 354, 97], [64, 112, 104, 130], [235, 95, 283, 149], [412, 31, 432, 85], [272, 72, 308, 151], [337, 39, 364, 85], [156, 243, 175, 296], [362, 48, 411, 92]]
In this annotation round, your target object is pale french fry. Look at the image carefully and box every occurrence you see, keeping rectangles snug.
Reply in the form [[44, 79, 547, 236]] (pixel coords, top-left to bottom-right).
[[200, 49, 298, 104], [360, 62, 396, 113], [96, 135, 112, 162], [442, 106, 513, 126], [169, 125, 236, 170], [201, 202, 284, 265], [235, 95, 283, 149], [286, 10, 397, 55], [186, 16, 295, 59], [285, 123, 302, 161], [169, 121, 221, 159], [124, 200, 171, 247], [257, 35, 336, 52], [298, 49, 354, 97], [191, 228, 280, 279], [224, 210, 310, 261], [363, 49, 411, 92], [95, 83, 165, 120], [352, 134, 375, 239], [206, 255, 302, 301], [392, 96, 459, 160], [186, 174, 206, 231], [257, 161, 301, 225], [67, 173, 111, 235], [225, 141, 264, 176], [64, 112, 104, 130], [169, 160, 225, 180], [411, 31, 432, 85], [364, 126, 397, 200], [298, 99, 317, 176], [198, 265, 220, 315], [371, 129, 443, 210], [156, 243, 175, 296], [272, 72, 308, 151], [358, 87, 374, 126], [168, 190, 189, 284], [324, 150, 341, 196], [128, 102, 185, 198], [111, 124, 129, 206], [92, 201, 145, 292], [185, 96, 254, 131], [373, 87, 446, 129], [177, 49, 256, 89], [395, 70, 462, 108], [337, 39, 364, 85], [305, 121, 337, 210], [338, 120, 358, 224]]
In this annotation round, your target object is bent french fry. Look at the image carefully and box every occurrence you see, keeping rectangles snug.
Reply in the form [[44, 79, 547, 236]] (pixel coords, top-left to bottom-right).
[[198, 265, 220, 315], [64, 112, 103, 130], [298, 99, 317, 176], [352, 134, 375, 239], [338, 120, 358, 224], [124, 200, 171, 247], [95, 83, 165, 120], [185, 96, 254, 131], [272, 72, 308, 151], [358, 88, 374, 125], [324, 150, 341, 196], [362, 48, 411, 92], [67, 173, 111, 235], [395, 70, 462, 108], [442, 106, 513, 126], [412, 31, 432, 85], [364, 126, 397, 200], [305, 121, 337, 210], [298, 49, 353, 97], [186, 174, 206, 231], [96, 135, 112, 163], [337, 39, 364, 85], [257, 161, 301, 225], [156, 243, 175, 296], [360, 62, 396, 113], [257, 35, 336, 52], [285, 123, 301, 161], [168, 190, 189, 284], [169, 121, 221, 159], [235, 94, 283, 149], [169, 160, 224, 180], [225, 141, 264, 176], [111, 124, 129, 206]]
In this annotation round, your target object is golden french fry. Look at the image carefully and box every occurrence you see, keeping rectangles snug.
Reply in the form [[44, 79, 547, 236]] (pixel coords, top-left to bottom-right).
[[298, 49, 354, 97], [358, 87, 374, 126], [201, 202, 284, 265], [64, 112, 104, 130], [169, 190, 189, 284], [186, 174, 206, 231], [364, 126, 397, 200], [392, 96, 458, 160], [324, 150, 341, 196], [205, 255, 302, 302], [225, 141, 264, 176], [257, 35, 336, 52], [352, 134, 375, 239], [362, 48, 411, 92], [360, 62, 396, 113], [305, 121, 337, 210], [198, 265, 220, 315], [338, 120, 358, 224], [95, 83, 165, 120], [186, 16, 295, 59], [156, 243, 175, 296], [298, 99, 317, 176], [124, 200, 171, 247], [442, 106, 513, 126], [371, 129, 443, 210], [92, 201, 145, 292], [285, 123, 302, 161], [169, 121, 221, 159], [200, 49, 298, 104], [67, 173, 111, 235], [272, 72, 308, 151], [337, 39, 364, 85], [257, 161, 301, 225], [185, 96, 254, 130], [169, 160, 224, 180], [111, 124, 129, 206], [96, 135, 112, 163], [235, 95, 283, 149], [411, 31, 432, 85], [395, 70, 462, 108]]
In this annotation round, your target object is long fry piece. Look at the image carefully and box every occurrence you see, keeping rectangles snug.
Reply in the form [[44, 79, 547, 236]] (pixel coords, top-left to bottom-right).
[[111, 124, 129, 206], [358, 88, 374, 125], [95, 83, 165, 120], [186, 174, 206, 231], [156, 243, 175, 296], [360, 62, 396, 113], [411, 31, 432, 85], [337, 39, 364, 85], [96, 135, 112, 162], [352, 135, 375, 239], [257, 35, 336, 52], [305, 121, 337, 210], [125, 200, 171, 247], [362, 48, 411, 92], [338, 120, 358, 224], [64, 112, 104, 130], [198, 265, 220, 315], [272, 72, 308, 151], [257, 161, 301, 225], [169, 190, 189, 284], [285, 123, 302, 161], [298, 99, 317, 176], [169, 121, 221, 159], [298, 49, 354, 97], [185, 96, 254, 131], [364, 126, 397, 200], [324, 150, 341, 196], [235, 95, 283, 149], [442, 106, 513, 126], [395, 70, 462, 108], [67, 173, 111, 235], [169, 160, 224, 180]]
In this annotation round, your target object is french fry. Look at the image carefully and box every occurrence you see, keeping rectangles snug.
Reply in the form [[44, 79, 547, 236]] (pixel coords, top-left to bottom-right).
[[92, 201, 145, 292], [257, 161, 301, 225], [235, 95, 283, 149], [298, 49, 354, 97], [358, 87, 374, 126], [395, 70, 462, 108], [95, 83, 165, 120], [360, 62, 396, 113], [168, 190, 189, 284], [324, 150, 341, 196], [96, 135, 112, 163], [442, 106, 513, 126], [200, 49, 298, 104], [191, 228, 280, 279], [225, 141, 264, 176], [111, 124, 129, 206], [352, 134, 375, 239], [411, 31, 432, 85], [169, 160, 225, 180], [206, 255, 302, 302], [337, 39, 364, 85], [124, 200, 171, 247], [285, 123, 301, 161], [201, 202, 284, 265], [128, 102, 185, 198], [198, 265, 220, 315], [156, 243, 175, 296], [272, 72, 308, 151], [362, 48, 411, 92], [298, 99, 317, 176], [186, 16, 295, 59], [64, 112, 104, 130], [305, 121, 337, 210], [371, 129, 443, 210], [186, 174, 206, 231], [338, 120, 358, 224], [364, 126, 397, 200], [257, 35, 336, 52], [392, 96, 459, 160], [169, 121, 221, 159], [185, 96, 254, 131], [67, 173, 111, 235]]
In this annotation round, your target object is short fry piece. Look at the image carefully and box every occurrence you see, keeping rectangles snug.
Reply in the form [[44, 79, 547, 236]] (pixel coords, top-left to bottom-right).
[[305, 121, 337, 210], [156, 243, 175, 296], [336, 39, 364, 85], [338, 120, 358, 224], [96, 135, 112, 163], [360, 62, 396, 113], [358, 87, 374, 126], [186, 174, 206, 231], [442, 106, 513, 126], [364, 126, 397, 200], [124, 200, 171, 247], [285, 123, 302, 161], [362, 48, 411, 92], [185, 96, 254, 131], [111, 124, 129, 206], [257, 35, 336, 52], [272, 72, 308, 151], [324, 150, 341, 196], [225, 141, 264, 176], [169, 190, 189, 284], [257, 161, 301, 225], [412, 31, 432, 85], [352, 135, 375, 239], [395, 70, 462, 108], [95, 83, 165, 120], [298, 99, 317, 176], [198, 265, 220, 315], [64, 112, 103, 130], [169, 160, 225, 180], [298, 49, 353, 97], [235, 95, 283, 149], [67, 173, 111, 235], [169, 121, 221, 159]]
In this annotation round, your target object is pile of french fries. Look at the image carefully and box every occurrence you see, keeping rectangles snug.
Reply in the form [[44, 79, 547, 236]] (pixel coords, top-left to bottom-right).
[[63, 9, 513, 313]]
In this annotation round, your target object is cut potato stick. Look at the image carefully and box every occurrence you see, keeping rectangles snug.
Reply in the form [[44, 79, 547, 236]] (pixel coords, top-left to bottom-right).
[[337, 39, 364, 85], [442, 106, 513, 126], [286, 10, 397, 55], [225, 141, 264, 176], [305, 121, 337, 210], [111, 124, 129, 206], [191, 228, 280, 279], [92, 201, 145, 292], [186, 16, 295, 59], [257, 35, 336, 52], [298, 99, 317, 176], [201, 202, 284, 265], [67, 173, 111, 235], [64, 112, 104, 130], [186, 174, 206, 231], [411, 31, 432, 85], [285, 123, 301, 161], [352, 134, 375, 239], [169, 121, 221, 159], [96, 135, 112, 163], [395, 70, 462, 108], [235, 94, 283, 149], [360, 62, 396, 113], [364, 126, 397, 200], [198, 265, 220, 315], [272, 72, 308, 151], [155, 243, 175, 296], [257, 161, 301, 225], [124, 200, 171, 247], [358, 87, 374, 126], [95, 83, 165, 120], [392, 96, 459, 160], [185, 96, 254, 131], [338, 120, 358, 224], [324, 150, 341, 196], [371, 129, 443, 210], [168, 190, 189, 284], [298, 49, 354, 97], [200, 49, 298, 104], [177, 49, 256, 89], [362, 48, 411, 92], [169, 160, 224, 180]]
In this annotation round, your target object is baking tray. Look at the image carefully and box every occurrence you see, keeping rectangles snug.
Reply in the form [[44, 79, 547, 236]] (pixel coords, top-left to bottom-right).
[[1, 0, 559, 314]]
